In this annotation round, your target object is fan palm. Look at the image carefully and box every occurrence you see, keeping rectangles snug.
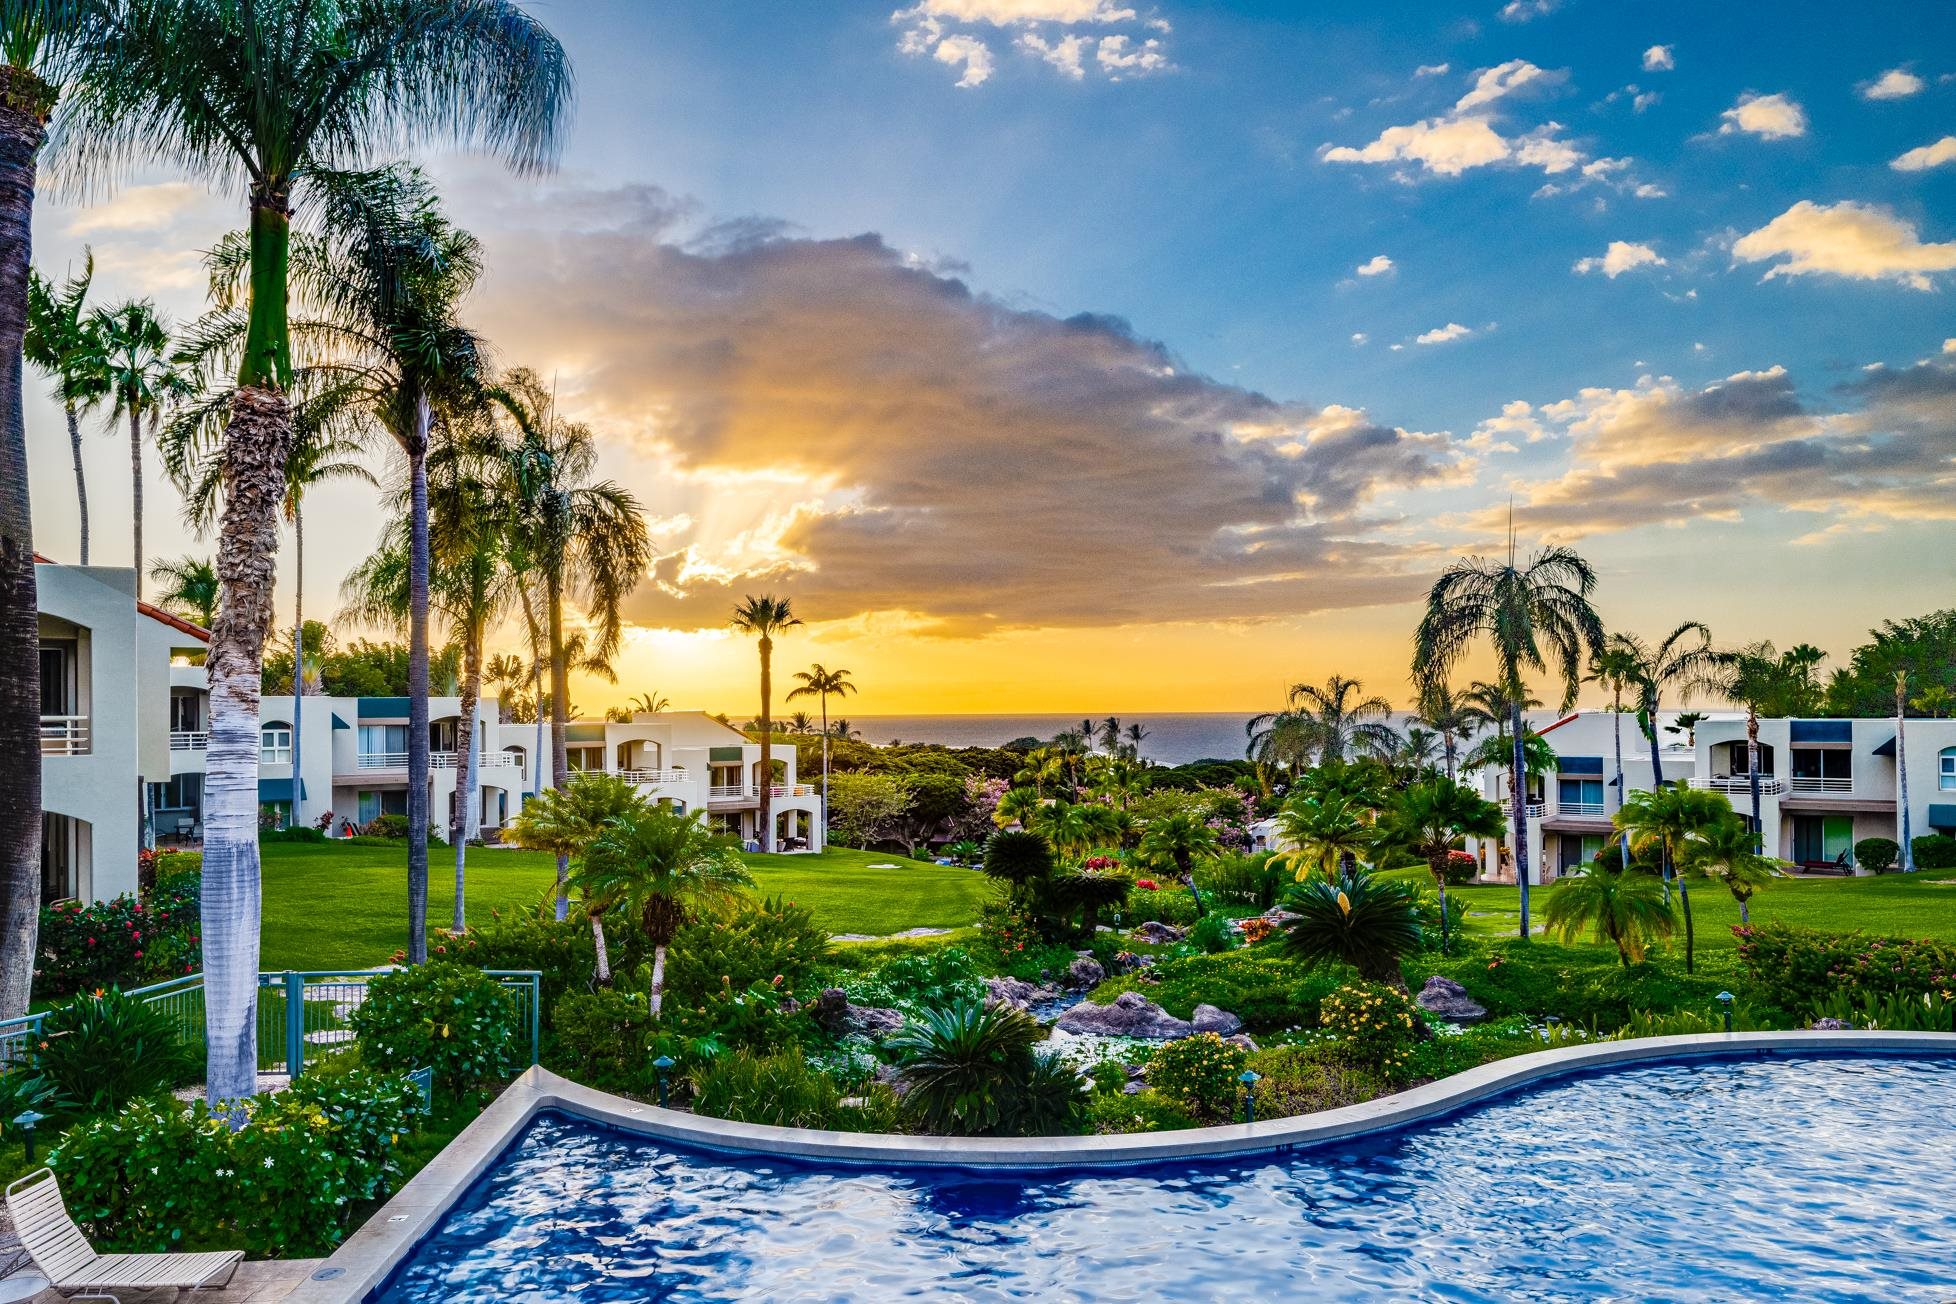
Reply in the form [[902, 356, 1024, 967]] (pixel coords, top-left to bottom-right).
[[731, 595, 801, 852], [505, 773, 647, 984], [1281, 870, 1423, 987], [577, 803, 754, 1017], [1614, 785, 1733, 973], [94, 298, 190, 599], [786, 662, 854, 845], [1378, 779, 1505, 953], [1412, 543, 1602, 939], [56, 0, 571, 1105], [24, 255, 105, 562], [1685, 816, 1775, 926], [1543, 863, 1673, 966], [147, 555, 219, 628], [1136, 811, 1220, 912], [1609, 623, 1724, 789]]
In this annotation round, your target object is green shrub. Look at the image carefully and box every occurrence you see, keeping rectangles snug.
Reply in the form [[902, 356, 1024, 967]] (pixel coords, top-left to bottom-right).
[[1194, 854, 1285, 910], [259, 826, 326, 844], [360, 813, 411, 838], [1736, 921, 1956, 1016], [1090, 950, 1343, 1030], [887, 999, 1085, 1137], [843, 946, 986, 1014], [1143, 1032, 1248, 1121], [1854, 837, 1899, 875], [35, 988, 197, 1114], [449, 911, 606, 1017], [49, 1068, 420, 1257], [1913, 834, 1956, 870], [691, 1050, 902, 1131], [1614, 1005, 1777, 1038], [1403, 1016, 1597, 1081], [1123, 883, 1199, 927], [0, 1069, 71, 1128], [665, 896, 830, 1007], [1812, 989, 1955, 1032], [349, 962, 524, 1092], [1318, 982, 1422, 1081], [663, 975, 812, 1058], [550, 987, 654, 1091], [1187, 913, 1238, 955], [1244, 1043, 1385, 1118], [34, 872, 202, 997], [1416, 941, 1742, 1029], [1085, 1088, 1198, 1134]]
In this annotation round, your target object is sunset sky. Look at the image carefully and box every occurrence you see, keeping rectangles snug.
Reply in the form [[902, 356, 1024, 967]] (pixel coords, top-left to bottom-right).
[[21, 0, 1956, 716]]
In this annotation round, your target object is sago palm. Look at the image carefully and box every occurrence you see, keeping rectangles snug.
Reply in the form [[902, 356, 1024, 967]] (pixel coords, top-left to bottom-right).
[[786, 662, 854, 844], [56, 0, 571, 1106], [24, 254, 104, 562], [1281, 870, 1424, 987], [577, 804, 754, 1017], [1543, 863, 1673, 966], [93, 297, 190, 599], [1412, 542, 1603, 940], [732, 595, 801, 852], [885, 999, 1072, 1138], [504, 772, 647, 983]]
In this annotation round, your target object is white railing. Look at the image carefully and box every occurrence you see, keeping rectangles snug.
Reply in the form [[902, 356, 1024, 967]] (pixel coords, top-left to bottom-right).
[[169, 730, 208, 752], [356, 750, 458, 770], [1521, 802, 1546, 819], [1557, 800, 1608, 817], [1789, 775, 1854, 794], [39, 715, 88, 756], [708, 784, 756, 801], [618, 768, 689, 786], [487, 749, 526, 769], [430, 752, 460, 770], [1688, 774, 1787, 796], [768, 784, 817, 798]]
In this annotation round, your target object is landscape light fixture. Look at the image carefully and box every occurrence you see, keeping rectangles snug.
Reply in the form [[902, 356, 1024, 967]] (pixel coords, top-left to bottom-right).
[[1239, 1070, 1262, 1125], [653, 1055, 676, 1108], [1716, 991, 1734, 1033]]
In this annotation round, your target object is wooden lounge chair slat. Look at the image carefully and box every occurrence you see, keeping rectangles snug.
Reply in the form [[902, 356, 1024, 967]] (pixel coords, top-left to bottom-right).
[[5, 1169, 243, 1297]]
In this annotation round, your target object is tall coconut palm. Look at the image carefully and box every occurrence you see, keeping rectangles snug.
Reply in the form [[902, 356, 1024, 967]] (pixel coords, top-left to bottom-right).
[[1703, 641, 1787, 849], [1614, 784, 1731, 972], [489, 371, 647, 916], [1610, 623, 1723, 790], [1250, 675, 1397, 769], [1378, 778, 1504, 954], [506, 772, 646, 983], [1543, 863, 1673, 967], [1412, 543, 1602, 940], [1896, 671, 1914, 874], [624, 690, 669, 715], [731, 595, 800, 853], [786, 662, 853, 846], [24, 255, 104, 562], [1122, 721, 1149, 760], [147, 555, 219, 628], [1585, 640, 1644, 869], [578, 803, 754, 1017], [93, 298, 189, 599], [58, 0, 571, 1106], [1412, 679, 1477, 781]]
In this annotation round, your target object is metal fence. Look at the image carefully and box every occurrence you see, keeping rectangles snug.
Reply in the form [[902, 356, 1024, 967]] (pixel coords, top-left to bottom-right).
[[0, 968, 541, 1079]]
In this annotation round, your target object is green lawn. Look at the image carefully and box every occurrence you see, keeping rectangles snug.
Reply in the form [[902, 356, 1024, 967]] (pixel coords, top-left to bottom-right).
[[1444, 868, 1956, 948], [259, 842, 990, 971]]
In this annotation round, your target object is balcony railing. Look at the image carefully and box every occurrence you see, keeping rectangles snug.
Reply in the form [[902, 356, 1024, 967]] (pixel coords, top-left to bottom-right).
[[1688, 774, 1787, 796], [169, 730, 209, 752], [708, 784, 756, 802], [618, 768, 690, 785], [1556, 800, 1608, 818], [1788, 775, 1855, 794], [1521, 802, 1546, 819], [768, 784, 817, 798], [39, 715, 89, 756]]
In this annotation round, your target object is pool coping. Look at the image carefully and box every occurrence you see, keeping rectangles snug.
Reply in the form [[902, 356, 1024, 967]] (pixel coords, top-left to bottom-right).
[[288, 1029, 1956, 1302]]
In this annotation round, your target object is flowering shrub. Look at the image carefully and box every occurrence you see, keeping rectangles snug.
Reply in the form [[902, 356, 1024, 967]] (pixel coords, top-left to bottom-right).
[[35, 872, 202, 997], [1442, 850, 1479, 886], [1736, 922, 1956, 1016], [50, 1067, 420, 1257], [34, 987, 198, 1114], [665, 896, 830, 1007], [977, 902, 1041, 958], [348, 962, 524, 1092], [1143, 1032, 1248, 1120], [1135, 879, 1159, 891], [1238, 917, 1276, 945], [1318, 982, 1423, 1081], [1083, 855, 1121, 872]]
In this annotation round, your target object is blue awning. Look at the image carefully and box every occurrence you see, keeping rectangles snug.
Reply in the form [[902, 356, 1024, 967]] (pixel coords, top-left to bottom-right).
[[1871, 734, 1897, 758], [258, 778, 307, 803], [1930, 804, 1956, 832], [331, 713, 350, 731]]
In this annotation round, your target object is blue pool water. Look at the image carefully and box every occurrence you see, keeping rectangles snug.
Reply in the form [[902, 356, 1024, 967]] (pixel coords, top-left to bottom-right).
[[374, 1055, 1956, 1302]]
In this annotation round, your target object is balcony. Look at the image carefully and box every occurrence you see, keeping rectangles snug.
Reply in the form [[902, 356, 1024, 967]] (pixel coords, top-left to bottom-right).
[[169, 730, 209, 752], [1689, 774, 1787, 796], [353, 750, 459, 771], [708, 784, 758, 806], [618, 768, 690, 786], [39, 715, 89, 756], [1556, 800, 1608, 818], [1521, 802, 1546, 819], [1788, 775, 1854, 795], [768, 784, 817, 798]]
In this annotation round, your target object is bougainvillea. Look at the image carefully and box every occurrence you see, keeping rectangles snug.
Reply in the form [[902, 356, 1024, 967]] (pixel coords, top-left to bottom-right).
[[35, 872, 201, 997]]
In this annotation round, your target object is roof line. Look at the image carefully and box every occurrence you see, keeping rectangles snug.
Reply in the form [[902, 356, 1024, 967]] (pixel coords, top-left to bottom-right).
[[1537, 712, 1582, 736], [137, 601, 211, 644]]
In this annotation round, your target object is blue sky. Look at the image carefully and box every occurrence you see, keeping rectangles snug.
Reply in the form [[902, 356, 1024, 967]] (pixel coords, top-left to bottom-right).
[[24, 0, 1956, 712]]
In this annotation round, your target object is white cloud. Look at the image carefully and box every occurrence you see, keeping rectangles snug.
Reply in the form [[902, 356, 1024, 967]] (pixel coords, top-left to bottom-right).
[[1633, 90, 1660, 112], [1733, 200, 1956, 291], [1355, 254, 1394, 277], [892, 0, 1168, 85], [1415, 62, 1450, 77], [1633, 182, 1668, 199], [1892, 136, 1956, 173], [1096, 33, 1170, 77], [931, 33, 995, 87], [1718, 92, 1807, 140], [1351, 332, 1369, 346], [1417, 322, 1474, 344], [1573, 240, 1666, 277], [1642, 45, 1674, 72], [1945, 338, 1956, 355], [1018, 32, 1087, 77], [62, 181, 205, 235], [1455, 58, 1558, 111], [1323, 60, 1580, 179], [1498, 0, 1557, 22], [1862, 68, 1924, 100], [901, 0, 1138, 23]]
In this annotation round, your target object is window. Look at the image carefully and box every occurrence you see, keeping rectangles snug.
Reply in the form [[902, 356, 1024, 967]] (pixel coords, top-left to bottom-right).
[[261, 724, 292, 764], [567, 746, 604, 772], [1941, 747, 1956, 791], [1557, 778, 1605, 811]]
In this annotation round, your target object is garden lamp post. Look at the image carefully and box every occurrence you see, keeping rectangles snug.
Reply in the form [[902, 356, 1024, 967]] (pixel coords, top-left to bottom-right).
[[653, 1055, 675, 1109], [1717, 991, 1733, 1033], [1240, 1070, 1261, 1125], [13, 1111, 44, 1164]]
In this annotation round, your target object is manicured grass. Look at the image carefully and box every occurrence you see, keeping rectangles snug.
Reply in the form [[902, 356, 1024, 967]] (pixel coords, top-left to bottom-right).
[[259, 842, 989, 971], [1445, 869, 1956, 949]]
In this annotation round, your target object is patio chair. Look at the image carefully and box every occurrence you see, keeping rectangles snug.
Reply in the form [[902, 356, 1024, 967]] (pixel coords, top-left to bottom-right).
[[4, 1168, 243, 1303], [1798, 850, 1853, 876]]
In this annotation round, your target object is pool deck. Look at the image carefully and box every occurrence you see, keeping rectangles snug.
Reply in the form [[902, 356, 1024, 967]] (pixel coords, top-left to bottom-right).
[[290, 1029, 1956, 1303], [3, 1259, 321, 1302]]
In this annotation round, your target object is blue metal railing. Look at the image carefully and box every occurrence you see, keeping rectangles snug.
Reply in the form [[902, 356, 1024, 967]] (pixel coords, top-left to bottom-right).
[[0, 967, 542, 1079]]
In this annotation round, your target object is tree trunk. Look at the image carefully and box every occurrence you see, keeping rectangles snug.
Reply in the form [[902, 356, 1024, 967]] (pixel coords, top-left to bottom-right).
[[589, 910, 610, 984], [288, 501, 303, 830], [1738, 895, 1750, 926], [128, 405, 143, 598], [1442, 730, 1456, 782], [1430, 853, 1451, 954], [819, 695, 829, 849], [546, 568, 570, 919], [1509, 700, 1532, 939], [65, 403, 85, 564], [404, 409, 430, 965], [452, 624, 481, 935], [202, 383, 296, 1107], [1897, 698, 1913, 873], [1612, 699, 1630, 871], [0, 85, 47, 1021], [648, 942, 667, 1018], [1645, 689, 1665, 789], [1745, 706, 1762, 853], [1676, 851, 1695, 973], [757, 635, 773, 852]]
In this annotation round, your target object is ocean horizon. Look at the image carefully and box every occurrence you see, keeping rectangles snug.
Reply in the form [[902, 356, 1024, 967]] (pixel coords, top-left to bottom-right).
[[844, 713, 1261, 767]]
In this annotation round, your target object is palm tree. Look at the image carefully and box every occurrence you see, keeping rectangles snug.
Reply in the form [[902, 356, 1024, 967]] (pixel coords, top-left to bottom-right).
[[1543, 863, 1673, 966], [94, 298, 190, 600], [786, 662, 853, 847], [829, 718, 860, 741], [1611, 623, 1723, 789], [1896, 671, 1914, 874], [1272, 795, 1373, 882], [1585, 641, 1644, 870], [626, 690, 670, 715], [1251, 675, 1398, 768], [1703, 641, 1787, 847], [1122, 721, 1150, 759], [1136, 811, 1220, 912], [1379, 779, 1504, 953], [59, 0, 571, 1106], [484, 652, 529, 720], [1097, 716, 1123, 753], [731, 596, 801, 852], [490, 370, 649, 915], [1615, 784, 1732, 972], [1280, 870, 1423, 987], [1686, 816, 1775, 926], [577, 803, 754, 1017], [994, 786, 1041, 830], [147, 556, 219, 628], [1412, 680, 1478, 781], [505, 773, 647, 983], [1412, 543, 1603, 941], [24, 256, 105, 563]]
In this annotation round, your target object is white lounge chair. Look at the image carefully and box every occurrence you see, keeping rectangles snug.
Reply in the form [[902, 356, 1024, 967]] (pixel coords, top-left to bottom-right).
[[5, 1169, 243, 1302]]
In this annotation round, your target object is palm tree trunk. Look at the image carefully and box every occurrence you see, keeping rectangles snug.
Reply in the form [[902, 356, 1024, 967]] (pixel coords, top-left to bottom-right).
[[1675, 845, 1695, 973], [1646, 690, 1665, 789], [452, 624, 481, 935], [757, 635, 773, 853], [1432, 854, 1451, 954], [288, 501, 303, 831], [546, 568, 570, 919], [0, 83, 47, 1021], [590, 911, 610, 984], [203, 384, 296, 1107], [1745, 706, 1763, 853], [1897, 687, 1913, 873], [1442, 730, 1456, 782], [1509, 700, 1532, 939], [65, 403, 86, 565], [1612, 700, 1630, 871], [127, 405, 143, 599], [819, 694, 830, 850], [649, 942, 667, 1018], [404, 412, 431, 965]]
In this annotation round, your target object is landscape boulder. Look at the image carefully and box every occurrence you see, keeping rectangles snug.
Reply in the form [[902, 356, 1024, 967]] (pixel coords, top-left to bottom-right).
[[810, 987, 908, 1040], [1414, 975, 1487, 1026], [1064, 954, 1107, 990], [1054, 991, 1194, 1040], [1191, 1003, 1244, 1036], [1132, 921, 1186, 945], [984, 976, 1038, 1011]]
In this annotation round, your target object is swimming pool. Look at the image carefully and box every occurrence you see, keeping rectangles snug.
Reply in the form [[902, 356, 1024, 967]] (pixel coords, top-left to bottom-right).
[[371, 1054, 1956, 1301]]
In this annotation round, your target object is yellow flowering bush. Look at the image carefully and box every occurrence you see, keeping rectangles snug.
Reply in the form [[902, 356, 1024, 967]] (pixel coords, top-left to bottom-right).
[[1143, 1031, 1248, 1121], [1318, 982, 1423, 1082]]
